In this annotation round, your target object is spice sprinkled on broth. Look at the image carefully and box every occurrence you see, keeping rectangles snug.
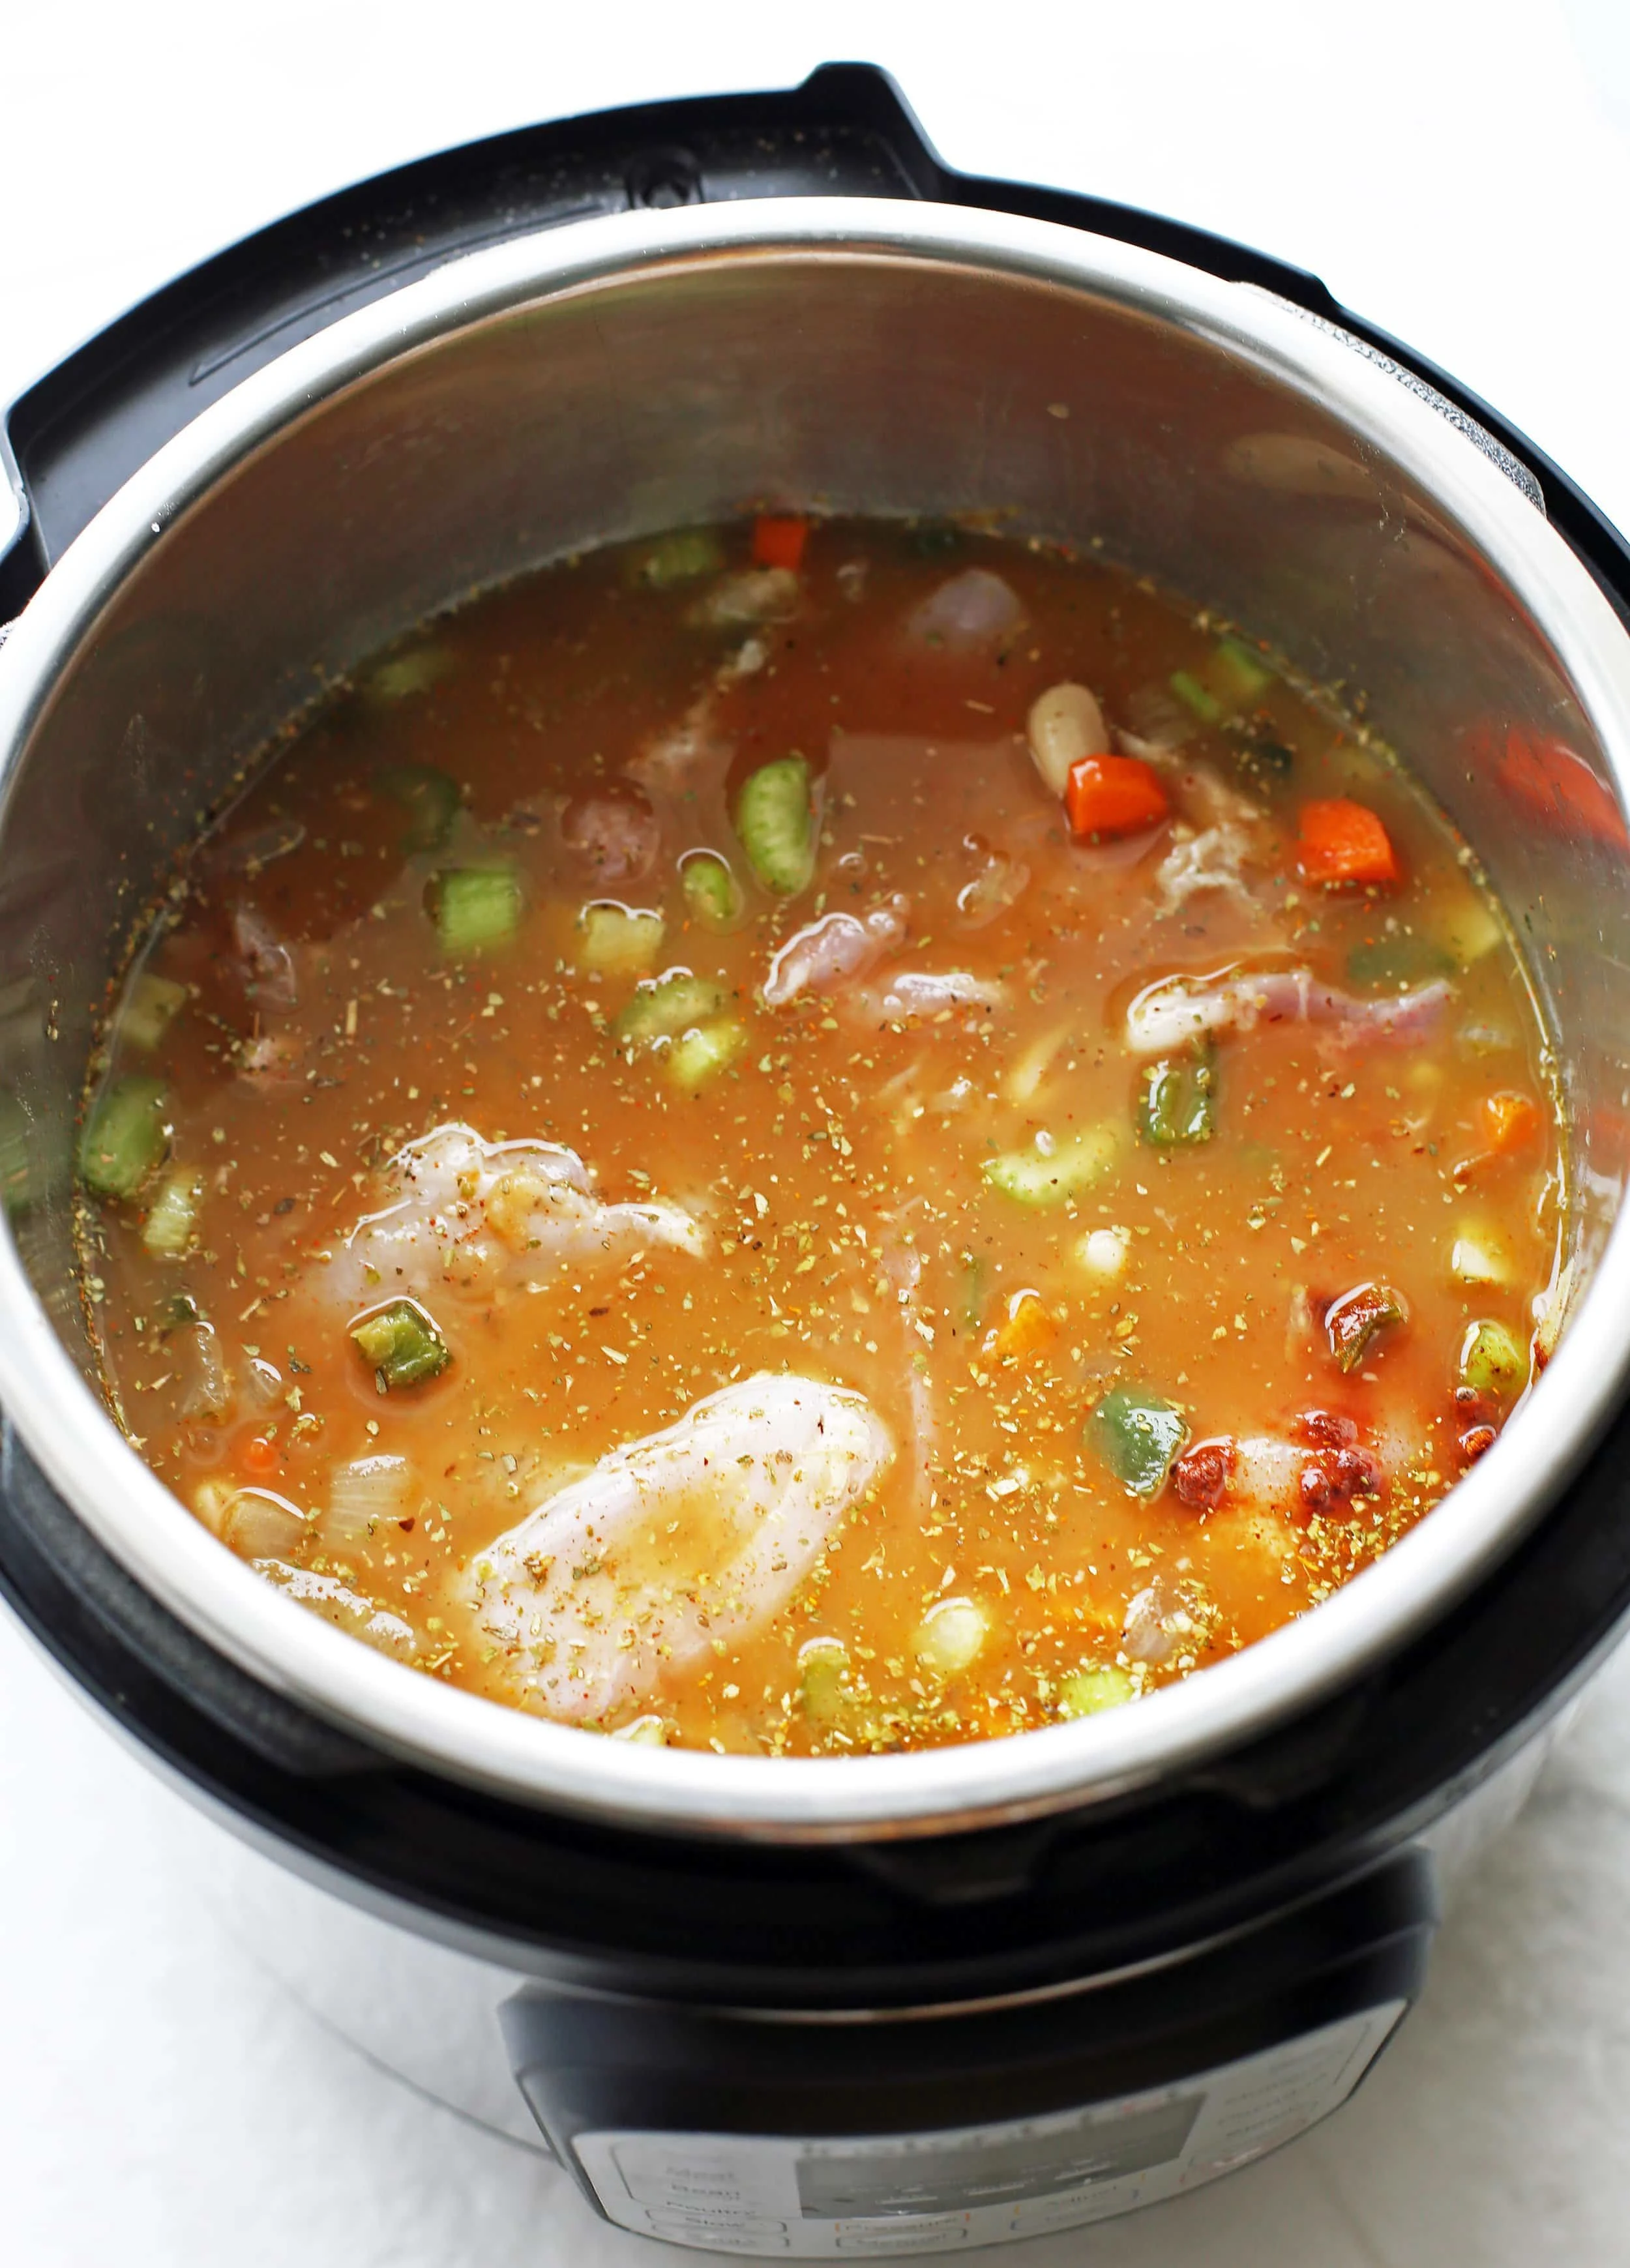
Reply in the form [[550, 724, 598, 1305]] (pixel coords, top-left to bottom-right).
[[74, 519, 1563, 1756]]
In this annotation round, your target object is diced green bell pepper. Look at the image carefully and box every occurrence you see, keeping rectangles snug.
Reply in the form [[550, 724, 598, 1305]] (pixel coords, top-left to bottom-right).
[[430, 866, 520, 952], [983, 1125, 1118, 1209], [1088, 1386, 1189, 1498], [350, 1298, 451, 1389], [1460, 1318, 1529, 1398], [79, 1076, 169, 1200], [377, 763, 461, 853], [734, 756, 815, 896], [1137, 1046, 1216, 1147], [1325, 1282, 1406, 1373]]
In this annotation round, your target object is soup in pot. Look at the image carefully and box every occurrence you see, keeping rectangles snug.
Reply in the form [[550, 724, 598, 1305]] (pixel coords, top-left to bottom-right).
[[73, 518, 1564, 1755]]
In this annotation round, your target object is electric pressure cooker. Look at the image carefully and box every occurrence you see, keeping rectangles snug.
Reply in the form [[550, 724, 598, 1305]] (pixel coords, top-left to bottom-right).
[[3, 64, 1630, 2258]]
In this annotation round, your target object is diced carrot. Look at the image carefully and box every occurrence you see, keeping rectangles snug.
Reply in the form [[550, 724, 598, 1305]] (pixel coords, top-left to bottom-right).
[[243, 1434, 278, 1476], [1479, 1089, 1541, 1154], [752, 516, 808, 572], [1296, 798, 1400, 887], [1064, 753, 1169, 840], [983, 1289, 1058, 1362]]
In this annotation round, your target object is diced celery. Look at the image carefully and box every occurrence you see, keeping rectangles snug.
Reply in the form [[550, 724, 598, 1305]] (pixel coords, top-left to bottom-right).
[[958, 1256, 986, 1333], [1088, 1387, 1189, 1498], [1460, 1319, 1529, 1398], [616, 970, 726, 1044], [361, 645, 453, 703], [376, 763, 461, 852], [630, 527, 726, 589], [1346, 933, 1456, 990], [1325, 1282, 1406, 1372], [141, 1165, 203, 1258], [1137, 1046, 1216, 1147], [78, 1076, 168, 1199], [680, 850, 743, 932], [1059, 1664, 1135, 1718], [1208, 636, 1275, 707], [0, 1090, 31, 1217], [669, 1019, 745, 1090], [797, 1636, 850, 1724], [117, 971, 189, 1053], [734, 755, 815, 896], [350, 1298, 451, 1389], [915, 1597, 989, 1675], [1169, 669, 1224, 725], [430, 866, 520, 952], [580, 903, 666, 976], [983, 1125, 1118, 1208]]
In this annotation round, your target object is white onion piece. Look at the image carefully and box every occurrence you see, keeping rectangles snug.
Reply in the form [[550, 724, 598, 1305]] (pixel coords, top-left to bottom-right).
[[1026, 682, 1109, 794], [223, 1488, 310, 1559], [326, 1454, 413, 1547], [906, 569, 1024, 652]]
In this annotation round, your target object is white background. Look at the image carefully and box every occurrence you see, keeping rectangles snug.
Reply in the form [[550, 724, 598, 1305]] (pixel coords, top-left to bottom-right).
[[3, 4, 1630, 2262]]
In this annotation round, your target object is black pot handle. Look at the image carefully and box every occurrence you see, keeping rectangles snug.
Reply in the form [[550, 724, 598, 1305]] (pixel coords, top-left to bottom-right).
[[5, 58, 1623, 632]]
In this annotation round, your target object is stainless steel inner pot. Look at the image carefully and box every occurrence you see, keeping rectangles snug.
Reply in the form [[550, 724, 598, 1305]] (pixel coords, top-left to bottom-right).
[[2, 198, 1629, 1842]]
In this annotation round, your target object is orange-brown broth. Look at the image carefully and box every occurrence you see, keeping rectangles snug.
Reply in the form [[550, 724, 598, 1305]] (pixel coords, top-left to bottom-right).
[[78, 523, 1561, 1754]]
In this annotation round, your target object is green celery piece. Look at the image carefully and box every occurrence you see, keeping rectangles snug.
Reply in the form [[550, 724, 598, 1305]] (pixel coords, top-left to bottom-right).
[[351, 1299, 451, 1389], [1346, 934, 1457, 990], [983, 1125, 1118, 1209], [1169, 669, 1224, 726], [1088, 1387, 1189, 1498], [141, 1165, 202, 1258], [118, 972, 189, 1053], [734, 756, 815, 896], [79, 1076, 168, 1200], [680, 850, 743, 932], [617, 971, 726, 1044], [1137, 1046, 1216, 1147], [580, 904, 666, 976], [1460, 1319, 1529, 1398], [1208, 636, 1275, 707], [958, 1257, 986, 1335], [631, 527, 726, 589], [797, 1637, 850, 1724], [1059, 1664, 1136, 1718], [669, 1020, 745, 1090], [361, 646, 454, 703], [432, 866, 521, 952], [377, 763, 461, 853]]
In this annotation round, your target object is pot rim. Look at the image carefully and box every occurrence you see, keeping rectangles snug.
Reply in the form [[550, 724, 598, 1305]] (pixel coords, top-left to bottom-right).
[[2, 194, 1628, 1842]]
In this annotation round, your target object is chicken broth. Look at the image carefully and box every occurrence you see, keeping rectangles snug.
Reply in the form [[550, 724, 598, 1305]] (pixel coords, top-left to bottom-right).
[[75, 520, 1563, 1756]]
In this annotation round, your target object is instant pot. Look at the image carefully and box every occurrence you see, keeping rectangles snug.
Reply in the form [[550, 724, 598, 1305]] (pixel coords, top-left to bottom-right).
[[4, 63, 1630, 2258]]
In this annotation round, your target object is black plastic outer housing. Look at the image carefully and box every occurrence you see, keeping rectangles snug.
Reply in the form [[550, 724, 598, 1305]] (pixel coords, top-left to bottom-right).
[[2, 62, 1630, 2027]]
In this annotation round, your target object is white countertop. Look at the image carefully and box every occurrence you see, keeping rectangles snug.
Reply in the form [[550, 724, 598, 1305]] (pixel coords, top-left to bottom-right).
[[4, 5, 1630, 2262]]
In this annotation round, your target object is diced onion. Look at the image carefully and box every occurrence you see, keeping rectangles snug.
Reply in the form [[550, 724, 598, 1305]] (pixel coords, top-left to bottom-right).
[[325, 1453, 413, 1546], [222, 1487, 310, 1559]]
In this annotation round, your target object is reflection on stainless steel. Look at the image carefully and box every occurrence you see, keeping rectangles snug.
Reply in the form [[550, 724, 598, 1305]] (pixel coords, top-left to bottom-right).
[[1, 199, 1629, 1839]]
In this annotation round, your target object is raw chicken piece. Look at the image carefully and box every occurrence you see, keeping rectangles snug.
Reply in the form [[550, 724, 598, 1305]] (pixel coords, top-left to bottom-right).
[[762, 897, 910, 1007], [855, 971, 1008, 1022], [321, 1123, 705, 1309], [1125, 964, 1451, 1055], [559, 783, 660, 883], [456, 1374, 894, 1720], [1153, 823, 1258, 915]]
